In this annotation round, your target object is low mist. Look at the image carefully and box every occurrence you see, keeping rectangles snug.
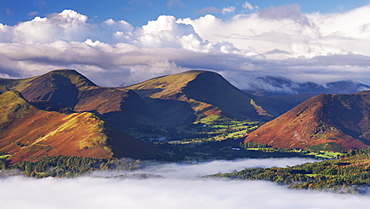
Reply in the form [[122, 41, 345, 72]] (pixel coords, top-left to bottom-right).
[[91, 158, 318, 179], [1, 158, 368, 209]]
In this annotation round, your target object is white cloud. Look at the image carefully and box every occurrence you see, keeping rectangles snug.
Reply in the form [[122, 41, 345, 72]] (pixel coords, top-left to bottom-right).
[[1, 6, 370, 87], [28, 11, 39, 17], [242, 2, 255, 11], [0, 158, 369, 209], [222, 6, 236, 14]]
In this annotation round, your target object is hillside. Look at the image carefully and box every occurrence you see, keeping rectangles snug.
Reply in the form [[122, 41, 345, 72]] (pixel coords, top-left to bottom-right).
[[0, 91, 164, 163], [244, 91, 370, 151]]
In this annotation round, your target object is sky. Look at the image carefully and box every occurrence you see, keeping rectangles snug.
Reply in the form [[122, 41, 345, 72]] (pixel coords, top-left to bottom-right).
[[3, 158, 370, 209], [1, 1, 370, 88]]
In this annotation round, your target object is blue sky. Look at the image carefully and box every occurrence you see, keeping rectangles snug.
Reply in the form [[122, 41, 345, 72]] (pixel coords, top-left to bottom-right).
[[1, 1, 370, 89], [2, 0, 370, 26]]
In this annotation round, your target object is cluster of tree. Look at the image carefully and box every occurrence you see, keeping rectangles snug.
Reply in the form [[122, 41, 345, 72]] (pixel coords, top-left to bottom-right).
[[210, 148, 370, 193], [6, 155, 142, 178]]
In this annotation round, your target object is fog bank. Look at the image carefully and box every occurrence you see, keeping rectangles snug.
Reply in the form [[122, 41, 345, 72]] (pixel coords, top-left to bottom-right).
[[1, 158, 368, 209], [91, 158, 318, 178]]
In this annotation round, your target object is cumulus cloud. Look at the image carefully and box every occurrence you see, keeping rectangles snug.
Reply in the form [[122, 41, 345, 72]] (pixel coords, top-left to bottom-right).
[[1, 6, 370, 87], [0, 158, 369, 209]]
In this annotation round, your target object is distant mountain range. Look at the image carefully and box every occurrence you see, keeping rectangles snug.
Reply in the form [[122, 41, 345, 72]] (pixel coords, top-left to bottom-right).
[[1, 69, 370, 161], [243, 75, 370, 96]]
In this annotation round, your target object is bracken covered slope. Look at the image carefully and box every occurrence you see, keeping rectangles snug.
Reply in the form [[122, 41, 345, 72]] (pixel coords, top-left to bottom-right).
[[0, 91, 164, 163], [244, 91, 370, 151]]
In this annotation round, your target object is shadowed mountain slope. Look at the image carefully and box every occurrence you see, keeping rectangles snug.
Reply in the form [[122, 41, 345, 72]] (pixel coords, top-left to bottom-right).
[[0, 91, 164, 163], [244, 91, 370, 151]]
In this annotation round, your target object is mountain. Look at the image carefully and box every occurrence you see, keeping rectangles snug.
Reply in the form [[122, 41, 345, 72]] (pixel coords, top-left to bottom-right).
[[0, 91, 164, 163], [244, 91, 370, 151], [126, 70, 275, 121], [243, 76, 370, 96]]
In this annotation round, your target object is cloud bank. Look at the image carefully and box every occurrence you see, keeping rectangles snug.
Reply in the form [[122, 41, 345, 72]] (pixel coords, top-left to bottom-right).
[[0, 158, 369, 209], [1, 5, 370, 87]]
